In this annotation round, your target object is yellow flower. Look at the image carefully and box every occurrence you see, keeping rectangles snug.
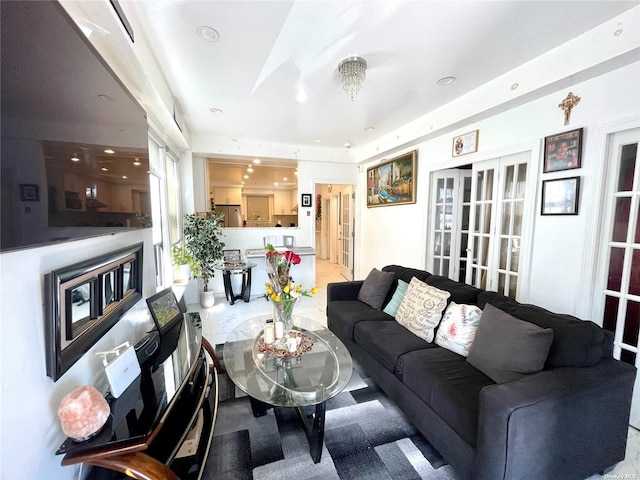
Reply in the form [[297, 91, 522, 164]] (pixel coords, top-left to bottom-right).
[[311, 287, 318, 294], [283, 284, 290, 294], [295, 285, 302, 293]]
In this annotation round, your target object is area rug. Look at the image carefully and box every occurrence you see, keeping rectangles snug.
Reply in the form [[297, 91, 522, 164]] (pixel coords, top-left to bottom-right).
[[203, 351, 459, 480]]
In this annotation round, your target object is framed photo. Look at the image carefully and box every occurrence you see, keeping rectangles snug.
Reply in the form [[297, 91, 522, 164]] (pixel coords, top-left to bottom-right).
[[543, 128, 583, 173], [301, 193, 312, 208], [541, 176, 580, 215], [20, 184, 40, 201], [452, 130, 479, 157], [367, 150, 417, 207]]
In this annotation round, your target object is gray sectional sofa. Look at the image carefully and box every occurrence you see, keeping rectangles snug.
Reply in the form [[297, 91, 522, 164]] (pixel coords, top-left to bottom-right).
[[327, 265, 636, 480]]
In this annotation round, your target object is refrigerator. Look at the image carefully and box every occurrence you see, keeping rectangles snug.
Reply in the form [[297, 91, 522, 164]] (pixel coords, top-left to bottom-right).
[[214, 204, 242, 227]]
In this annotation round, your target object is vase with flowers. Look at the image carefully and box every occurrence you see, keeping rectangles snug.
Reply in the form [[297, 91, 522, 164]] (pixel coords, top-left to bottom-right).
[[264, 244, 317, 333]]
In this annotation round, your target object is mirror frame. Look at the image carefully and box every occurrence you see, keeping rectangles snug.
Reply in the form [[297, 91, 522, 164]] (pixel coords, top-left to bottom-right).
[[44, 243, 143, 381]]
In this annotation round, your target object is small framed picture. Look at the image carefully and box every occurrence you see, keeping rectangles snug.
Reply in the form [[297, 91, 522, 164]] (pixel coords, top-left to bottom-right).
[[301, 193, 312, 208], [452, 130, 479, 157], [20, 184, 40, 201], [543, 128, 583, 173], [541, 176, 580, 215]]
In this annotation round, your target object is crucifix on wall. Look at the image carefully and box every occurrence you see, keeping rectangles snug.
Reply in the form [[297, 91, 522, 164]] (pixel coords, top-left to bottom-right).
[[558, 92, 581, 125]]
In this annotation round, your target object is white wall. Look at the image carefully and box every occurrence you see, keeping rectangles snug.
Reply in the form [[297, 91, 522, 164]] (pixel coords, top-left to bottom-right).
[[357, 62, 640, 320], [0, 230, 157, 480]]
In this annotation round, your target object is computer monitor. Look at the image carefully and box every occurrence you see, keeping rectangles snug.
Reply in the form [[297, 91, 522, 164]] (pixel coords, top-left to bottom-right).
[[146, 287, 183, 336]]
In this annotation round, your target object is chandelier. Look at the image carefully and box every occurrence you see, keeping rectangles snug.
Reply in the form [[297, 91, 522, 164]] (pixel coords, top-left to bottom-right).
[[337, 56, 367, 101]]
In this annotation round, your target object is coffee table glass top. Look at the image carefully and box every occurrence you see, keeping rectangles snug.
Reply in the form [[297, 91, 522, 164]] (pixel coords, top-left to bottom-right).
[[223, 315, 352, 407]]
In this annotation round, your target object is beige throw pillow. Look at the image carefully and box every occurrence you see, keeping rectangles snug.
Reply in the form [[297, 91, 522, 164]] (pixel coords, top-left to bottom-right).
[[395, 277, 451, 342]]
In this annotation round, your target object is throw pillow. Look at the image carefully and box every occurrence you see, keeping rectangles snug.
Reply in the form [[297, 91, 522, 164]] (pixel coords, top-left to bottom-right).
[[357, 268, 396, 310], [395, 277, 451, 342], [435, 302, 483, 357], [467, 303, 554, 383], [382, 279, 409, 317]]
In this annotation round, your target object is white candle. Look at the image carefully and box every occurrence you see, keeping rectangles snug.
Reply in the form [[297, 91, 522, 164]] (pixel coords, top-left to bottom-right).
[[264, 324, 274, 344], [287, 337, 297, 353], [274, 321, 284, 339]]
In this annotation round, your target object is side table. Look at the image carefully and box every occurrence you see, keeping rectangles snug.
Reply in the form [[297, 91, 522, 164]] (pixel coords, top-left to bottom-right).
[[215, 261, 257, 305]]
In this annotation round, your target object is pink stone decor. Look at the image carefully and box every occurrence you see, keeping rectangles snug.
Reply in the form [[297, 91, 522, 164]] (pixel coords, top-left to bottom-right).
[[57, 385, 110, 441]]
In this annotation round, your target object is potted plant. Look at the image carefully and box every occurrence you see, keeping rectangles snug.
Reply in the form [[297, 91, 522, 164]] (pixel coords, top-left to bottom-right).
[[170, 245, 198, 284], [183, 211, 225, 307]]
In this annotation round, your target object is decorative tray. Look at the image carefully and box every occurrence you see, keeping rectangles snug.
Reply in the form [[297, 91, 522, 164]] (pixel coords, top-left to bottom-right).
[[257, 330, 313, 359]]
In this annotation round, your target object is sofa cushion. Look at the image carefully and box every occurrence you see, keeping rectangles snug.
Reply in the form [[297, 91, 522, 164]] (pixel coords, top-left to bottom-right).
[[425, 275, 483, 305], [435, 302, 483, 357], [382, 279, 409, 317], [396, 277, 450, 342], [467, 303, 554, 383], [398, 347, 494, 446], [357, 268, 396, 309], [327, 300, 393, 343], [354, 320, 436, 373], [477, 291, 605, 368]]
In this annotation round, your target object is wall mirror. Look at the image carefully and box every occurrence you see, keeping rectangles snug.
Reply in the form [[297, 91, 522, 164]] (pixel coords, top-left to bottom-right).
[[44, 243, 143, 381]]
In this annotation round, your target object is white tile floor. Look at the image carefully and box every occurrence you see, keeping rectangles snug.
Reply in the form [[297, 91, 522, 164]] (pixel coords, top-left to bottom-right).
[[188, 258, 640, 479]]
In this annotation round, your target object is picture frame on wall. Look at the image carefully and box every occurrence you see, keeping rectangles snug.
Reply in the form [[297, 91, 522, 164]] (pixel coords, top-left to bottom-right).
[[541, 176, 580, 215], [452, 130, 479, 157], [543, 128, 583, 173], [366, 150, 417, 207], [301, 193, 312, 208], [19, 184, 40, 201]]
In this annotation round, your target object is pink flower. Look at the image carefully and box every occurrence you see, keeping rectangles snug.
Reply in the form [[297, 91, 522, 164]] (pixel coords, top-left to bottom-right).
[[448, 324, 457, 337]]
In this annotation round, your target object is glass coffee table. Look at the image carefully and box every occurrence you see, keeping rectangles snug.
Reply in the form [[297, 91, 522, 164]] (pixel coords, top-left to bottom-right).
[[223, 315, 352, 463]]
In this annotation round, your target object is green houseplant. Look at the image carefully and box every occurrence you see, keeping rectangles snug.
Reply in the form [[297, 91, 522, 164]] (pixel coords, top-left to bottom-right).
[[183, 211, 226, 307], [170, 245, 199, 284]]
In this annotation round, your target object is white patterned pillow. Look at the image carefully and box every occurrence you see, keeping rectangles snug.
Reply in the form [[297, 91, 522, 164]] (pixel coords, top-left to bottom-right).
[[395, 277, 451, 342], [435, 302, 483, 357]]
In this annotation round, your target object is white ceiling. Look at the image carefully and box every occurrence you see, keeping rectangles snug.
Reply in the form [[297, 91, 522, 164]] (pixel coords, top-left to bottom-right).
[[121, 0, 636, 152]]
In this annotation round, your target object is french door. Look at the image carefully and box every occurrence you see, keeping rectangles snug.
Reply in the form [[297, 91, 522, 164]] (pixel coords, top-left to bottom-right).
[[338, 188, 354, 280], [595, 128, 640, 427], [466, 152, 531, 299], [429, 170, 472, 281]]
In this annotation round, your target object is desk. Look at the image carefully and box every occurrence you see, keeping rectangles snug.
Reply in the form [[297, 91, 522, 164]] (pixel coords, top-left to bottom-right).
[[56, 315, 218, 480], [215, 261, 256, 305]]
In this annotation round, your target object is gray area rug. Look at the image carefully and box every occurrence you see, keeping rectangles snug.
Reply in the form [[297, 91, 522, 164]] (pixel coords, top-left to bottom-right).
[[204, 352, 459, 480]]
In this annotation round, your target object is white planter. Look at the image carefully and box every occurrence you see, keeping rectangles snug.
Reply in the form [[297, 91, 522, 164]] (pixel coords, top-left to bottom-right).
[[174, 264, 191, 284], [200, 290, 215, 308]]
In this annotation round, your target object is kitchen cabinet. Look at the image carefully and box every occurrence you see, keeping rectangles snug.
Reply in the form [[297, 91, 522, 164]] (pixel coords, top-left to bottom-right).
[[273, 190, 292, 214], [213, 187, 242, 205]]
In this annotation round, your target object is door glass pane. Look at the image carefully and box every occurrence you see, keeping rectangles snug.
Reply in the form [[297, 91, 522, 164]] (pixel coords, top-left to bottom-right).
[[435, 206, 443, 229], [437, 178, 444, 199], [635, 207, 640, 244], [434, 258, 441, 275], [502, 203, 512, 235], [445, 178, 454, 202], [499, 238, 508, 270], [509, 276, 517, 299], [620, 349, 636, 366], [511, 239, 520, 272], [461, 205, 470, 230], [442, 259, 450, 276], [473, 238, 479, 262], [603, 295, 619, 332], [460, 233, 468, 256], [480, 238, 488, 265], [443, 232, 451, 256], [612, 197, 631, 242], [513, 202, 524, 236], [463, 177, 472, 202], [471, 267, 477, 285], [434, 232, 442, 255], [498, 273, 505, 294], [630, 248, 640, 296], [483, 205, 492, 234], [474, 205, 481, 231], [608, 247, 625, 291], [516, 164, 527, 199], [623, 300, 640, 346], [476, 172, 484, 201], [504, 166, 514, 199], [445, 205, 453, 229], [618, 144, 637, 192], [486, 170, 494, 200]]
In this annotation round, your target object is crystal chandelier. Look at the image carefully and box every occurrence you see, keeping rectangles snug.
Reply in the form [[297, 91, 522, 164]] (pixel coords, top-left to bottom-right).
[[337, 56, 367, 101]]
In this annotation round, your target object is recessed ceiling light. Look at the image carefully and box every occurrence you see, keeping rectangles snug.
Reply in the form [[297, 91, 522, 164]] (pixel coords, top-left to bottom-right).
[[247, 167, 254, 173], [122, 175, 128, 179], [209, 107, 223, 114], [274, 182, 279, 186], [253, 159, 261, 164], [71, 154, 80, 162], [437, 76, 456, 86], [104, 149, 115, 154], [283, 177, 288, 181], [196, 26, 220, 42], [294, 170, 298, 176], [101, 167, 108, 171], [511, 82, 519, 90], [133, 159, 141, 166], [614, 28, 623, 36], [364, 126, 375, 132], [315, 139, 322, 143], [243, 174, 249, 179]]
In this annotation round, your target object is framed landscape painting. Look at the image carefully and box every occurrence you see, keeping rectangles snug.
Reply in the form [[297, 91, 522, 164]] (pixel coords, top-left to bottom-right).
[[367, 150, 417, 207]]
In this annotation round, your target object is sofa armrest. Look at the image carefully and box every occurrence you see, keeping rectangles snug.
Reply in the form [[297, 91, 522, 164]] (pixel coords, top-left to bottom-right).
[[474, 358, 636, 480], [327, 280, 364, 302]]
